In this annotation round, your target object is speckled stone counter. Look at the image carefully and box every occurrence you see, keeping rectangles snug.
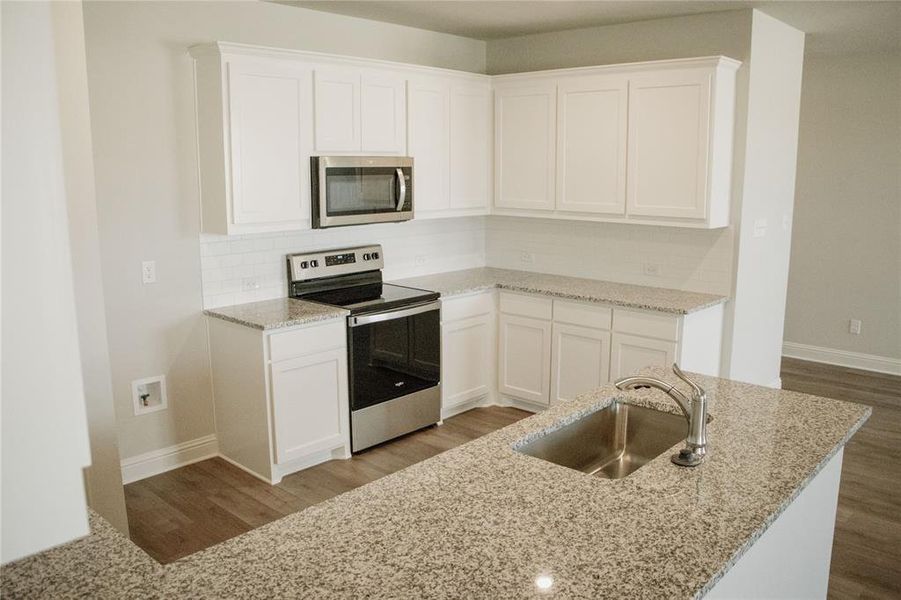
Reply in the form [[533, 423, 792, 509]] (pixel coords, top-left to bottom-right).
[[393, 267, 727, 314], [204, 297, 347, 330], [1, 370, 868, 599]]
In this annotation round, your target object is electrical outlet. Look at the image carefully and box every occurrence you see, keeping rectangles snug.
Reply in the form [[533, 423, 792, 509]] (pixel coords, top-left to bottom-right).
[[849, 319, 862, 335], [643, 263, 661, 276], [753, 219, 768, 238], [243, 279, 261, 291], [520, 251, 535, 265], [414, 255, 426, 266], [141, 260, 156, 284]]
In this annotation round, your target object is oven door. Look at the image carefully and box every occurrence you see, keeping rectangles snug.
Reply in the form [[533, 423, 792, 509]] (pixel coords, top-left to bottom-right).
[[313, 156, 413, 228], [347, 301, 440, 451]]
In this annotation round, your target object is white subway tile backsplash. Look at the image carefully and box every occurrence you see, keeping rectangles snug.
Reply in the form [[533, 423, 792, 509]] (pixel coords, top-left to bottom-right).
[[200, 217, 488, 309], [484, 217, 734, 296], [199, 216, 735, 309]]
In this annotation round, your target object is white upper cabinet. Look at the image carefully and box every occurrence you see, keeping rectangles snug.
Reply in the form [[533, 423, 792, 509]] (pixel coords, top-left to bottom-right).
[[494, 57, 739, 228], [449, 82, 492, 212], [627, 67, 712, 221], [361, 72, 406, 153], [495, 82, 557, 211], [192, 47, 313, 235], [313, 68, 360, 152], [556, 74, 628, 215], [407, 78, 450, 213], [314, 68, 405, 154]]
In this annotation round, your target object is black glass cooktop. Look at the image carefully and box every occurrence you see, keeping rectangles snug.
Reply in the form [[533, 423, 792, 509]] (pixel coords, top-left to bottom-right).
[[299, 283, 439, 316]]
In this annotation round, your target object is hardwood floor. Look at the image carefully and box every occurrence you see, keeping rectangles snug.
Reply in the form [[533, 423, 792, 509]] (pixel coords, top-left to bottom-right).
[[124, 406, 530, 564], [781, 357, 901, 600], [125, 360, 901, 599]]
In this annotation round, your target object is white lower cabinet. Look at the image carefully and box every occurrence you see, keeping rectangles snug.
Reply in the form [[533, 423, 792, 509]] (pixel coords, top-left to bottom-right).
[[610, 333, 677, 381], [440, 292, 496, 416], [551, 323, 611, 404], [498, 312, 552, 406], [207, 317, 350, 484], [270, 348, 348, 464], [442, 314, 493, 409]]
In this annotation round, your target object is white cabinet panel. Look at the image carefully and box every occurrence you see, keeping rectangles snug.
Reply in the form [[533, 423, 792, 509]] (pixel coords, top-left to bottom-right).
[[270, 348, 348, 464], [495, 83, 556, 210], [442, 314, 493, 408], [407, 79, 450, 213], [556, 75, 627, 215], [498, 314, 551, 405], [314, 69, 360, 152], [551, 323, 611, 404], [224, 58, 312, 228], [626, 68, 711, 220], [361, 73, 405, 153], [450, 83, 492, 211], [610, 333, 677, 380]]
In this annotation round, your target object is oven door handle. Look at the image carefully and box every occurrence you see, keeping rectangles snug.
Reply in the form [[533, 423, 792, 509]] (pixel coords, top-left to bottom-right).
[[395, 168, 407, 211], [348, 300, 439, 328]]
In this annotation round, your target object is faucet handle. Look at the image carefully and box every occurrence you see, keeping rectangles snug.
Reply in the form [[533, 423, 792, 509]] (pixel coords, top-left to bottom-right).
[[672, 363, 705, 401]]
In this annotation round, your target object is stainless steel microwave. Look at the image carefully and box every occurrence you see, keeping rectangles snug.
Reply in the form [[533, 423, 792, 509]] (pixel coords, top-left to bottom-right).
[[311, 156, 413, 228]]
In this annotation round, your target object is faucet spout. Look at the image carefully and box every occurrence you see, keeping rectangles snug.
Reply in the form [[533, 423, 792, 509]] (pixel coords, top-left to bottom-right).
[[614, 364, 709, 467]]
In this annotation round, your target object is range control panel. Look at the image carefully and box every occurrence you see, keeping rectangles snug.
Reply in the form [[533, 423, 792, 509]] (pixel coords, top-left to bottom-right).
[[287, 245, 384, 282]]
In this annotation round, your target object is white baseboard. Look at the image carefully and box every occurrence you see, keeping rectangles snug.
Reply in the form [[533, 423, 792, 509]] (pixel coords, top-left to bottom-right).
[[120, 434, 219, 484], [783, 341, 901, 376], [768, 377, 783, 390]]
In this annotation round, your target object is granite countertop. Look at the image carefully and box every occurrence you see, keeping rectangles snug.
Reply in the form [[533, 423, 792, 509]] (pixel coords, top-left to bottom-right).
[[1, 369, 869, 599], [203, 297, 348, 330], [393, 267, 728, 314]]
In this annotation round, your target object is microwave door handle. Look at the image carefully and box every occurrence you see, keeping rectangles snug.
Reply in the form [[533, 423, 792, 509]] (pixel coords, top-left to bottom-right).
[[395, 168, 406, 211]]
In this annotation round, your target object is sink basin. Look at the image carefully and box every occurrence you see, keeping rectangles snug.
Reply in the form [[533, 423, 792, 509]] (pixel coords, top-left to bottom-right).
[[516, 402, 687, 479]]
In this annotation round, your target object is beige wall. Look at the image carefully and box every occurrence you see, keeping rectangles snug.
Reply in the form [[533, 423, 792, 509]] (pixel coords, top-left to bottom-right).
[[486, 9, 751, 74], [53, 1, 130, 535], [784, 49, 901, 361], [81, 1, 486, 460]]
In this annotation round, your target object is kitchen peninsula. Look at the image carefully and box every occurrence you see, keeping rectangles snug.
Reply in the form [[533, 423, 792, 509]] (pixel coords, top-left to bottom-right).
[[1, 370, 868, 599]]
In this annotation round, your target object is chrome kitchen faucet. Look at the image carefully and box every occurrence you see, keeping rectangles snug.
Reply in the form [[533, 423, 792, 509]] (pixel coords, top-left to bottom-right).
[[614, 364, 709, 467]]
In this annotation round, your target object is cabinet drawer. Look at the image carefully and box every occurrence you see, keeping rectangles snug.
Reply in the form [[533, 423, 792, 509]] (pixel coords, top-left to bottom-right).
[[613, 309, 680, 342], [268, 319, 346, 363], [441, 292, 493, 322], [499, 292, 552, 320], [553, 300, 612, 330]]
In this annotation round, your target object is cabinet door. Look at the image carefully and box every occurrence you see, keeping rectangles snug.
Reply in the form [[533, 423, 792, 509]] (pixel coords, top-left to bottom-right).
[[450, 83, 492, 211], [551, 323, 611, 404], [627, 68, 712, 220], [314, 69, 360, 152], [407, 79, 450, 213], [610, 333, 677, 380], [498, 314, 551, 405], [226, 58, 312, 225], [556, 75, 627, 215], [270, 349, 348, 464], [495, 83, 556, 211], [442, 314, 492, 409], [361, 72, 405, 153]]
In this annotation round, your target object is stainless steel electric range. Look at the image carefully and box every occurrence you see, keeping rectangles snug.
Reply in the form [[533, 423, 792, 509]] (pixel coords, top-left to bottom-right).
[[286, 245, 440, 452]]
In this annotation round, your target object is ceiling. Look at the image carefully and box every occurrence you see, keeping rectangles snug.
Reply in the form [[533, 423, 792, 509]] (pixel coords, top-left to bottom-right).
[[280, 1, 901, 55]]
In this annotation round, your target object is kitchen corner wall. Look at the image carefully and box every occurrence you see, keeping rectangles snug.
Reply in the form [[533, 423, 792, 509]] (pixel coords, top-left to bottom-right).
[[82, 0, 486, 462], [201, 218, 486, 309]]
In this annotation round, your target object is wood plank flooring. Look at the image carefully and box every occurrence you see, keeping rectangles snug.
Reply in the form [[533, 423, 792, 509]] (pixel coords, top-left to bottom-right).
[[781, 357, 901, 600], [125, 359, 901, 599], [124, 406, 530, 564]]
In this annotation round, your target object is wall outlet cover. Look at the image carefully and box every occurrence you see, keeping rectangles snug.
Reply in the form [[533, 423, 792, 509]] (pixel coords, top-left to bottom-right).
[[848, 319, 862, 335], [141, 260, 157, 284]]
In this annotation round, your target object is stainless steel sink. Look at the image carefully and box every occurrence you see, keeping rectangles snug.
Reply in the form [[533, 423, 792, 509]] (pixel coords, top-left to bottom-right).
[[516, 402, 688, 479]]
